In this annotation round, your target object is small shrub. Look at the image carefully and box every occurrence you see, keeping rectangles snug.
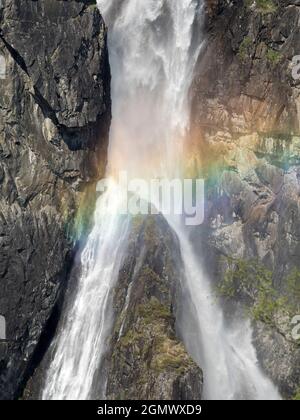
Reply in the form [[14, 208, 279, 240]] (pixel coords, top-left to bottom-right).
[[266, 48, 282, 65], [238, 36, 253, 61], [218, 258, 288, 325], [247, 0, 277, 14], [286, 268, 300, 311], [292, 387, 300, 400]]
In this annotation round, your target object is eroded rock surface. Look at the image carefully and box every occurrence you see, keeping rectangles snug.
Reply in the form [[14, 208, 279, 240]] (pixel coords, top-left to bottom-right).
[[189, 0, 300, 398], [0, 0, 110, 399], [106, 216, 203, 400]]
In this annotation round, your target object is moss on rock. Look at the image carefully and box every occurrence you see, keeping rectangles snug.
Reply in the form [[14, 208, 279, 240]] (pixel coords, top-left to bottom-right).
[[105, 215, 203, 400]]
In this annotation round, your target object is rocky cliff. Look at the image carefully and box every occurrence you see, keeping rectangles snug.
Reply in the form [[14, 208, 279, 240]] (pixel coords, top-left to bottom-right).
[[106, 216, 203, 400], [22, 214, 203, 400], [0, 0, 299, 401], [0, 0, 203, 401], [0, 0, 110, 400], [189, 0, 300, 399]]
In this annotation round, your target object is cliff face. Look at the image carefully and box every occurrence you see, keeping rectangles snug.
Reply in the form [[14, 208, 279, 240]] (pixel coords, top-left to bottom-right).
[[190, 0, 300, 398], [106, 216, 203, 400], [0, 0, 110, 399], [0, 0, 298, 401], [0, 0, 202, 401], [195, 0, 300, 138]]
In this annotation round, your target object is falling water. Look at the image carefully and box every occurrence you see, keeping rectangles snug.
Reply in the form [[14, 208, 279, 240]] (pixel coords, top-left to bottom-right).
[[43, 0, 281, 400], [42, 187, 131, 400]]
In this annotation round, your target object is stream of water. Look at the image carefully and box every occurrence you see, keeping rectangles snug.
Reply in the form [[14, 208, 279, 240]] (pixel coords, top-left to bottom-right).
[[43, 0, 281, 400]]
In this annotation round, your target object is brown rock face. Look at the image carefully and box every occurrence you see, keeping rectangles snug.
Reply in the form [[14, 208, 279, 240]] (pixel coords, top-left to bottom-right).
[[0, 0, 110, 399]]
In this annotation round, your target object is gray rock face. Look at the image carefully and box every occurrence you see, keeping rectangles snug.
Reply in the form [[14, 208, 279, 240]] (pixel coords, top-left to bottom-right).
[[0, 0, 110, 399], [253, 319, 300, 398], [22, 216, 203, 400], [106, 216, 203, 400], [189, 0, 300, 398], [195, 0, 300, 138], [1, 0, 298, 401]]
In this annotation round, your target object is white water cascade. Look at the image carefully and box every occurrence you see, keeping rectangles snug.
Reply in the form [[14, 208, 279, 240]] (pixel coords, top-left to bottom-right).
[[43, 0, 281, 400]]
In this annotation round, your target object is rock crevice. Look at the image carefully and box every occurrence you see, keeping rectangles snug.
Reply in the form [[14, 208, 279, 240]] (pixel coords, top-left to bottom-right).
[[0, 0, 110, 400]]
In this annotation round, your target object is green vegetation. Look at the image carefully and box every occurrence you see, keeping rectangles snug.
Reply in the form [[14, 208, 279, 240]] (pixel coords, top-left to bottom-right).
[[117, 296, 173, 349], [153, 338, 194, 374], [256, 0, 277, 14], [131, 214, 144, 230], [238, 40, 282, 65], [286, 268, 300, 311], [131, 215, 161, 250], [252, 292, 287, 324], [266, 48, 282, 65], [116, 295, 195, 375], [238, 36, 252, 61], [292, 387, 300, 400], [246, 0, 277, 14], [218, 258, 288, 325], [218, 257, 273, 299], [117, 295, 171, 340], [137, 296, 172, 323]]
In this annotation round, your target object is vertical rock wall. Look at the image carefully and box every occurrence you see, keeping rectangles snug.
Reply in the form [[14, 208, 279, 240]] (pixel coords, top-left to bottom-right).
[[189, 0, 300, 398], [0, 0, 110, 399], [106, 216, 203, 400]]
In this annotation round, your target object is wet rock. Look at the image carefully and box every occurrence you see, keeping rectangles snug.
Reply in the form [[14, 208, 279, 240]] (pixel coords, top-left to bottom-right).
[[105, 216, 203, 400], [0, 0, 110, 399], [189, 0, 300, 398], [253, 319, 300, 398]]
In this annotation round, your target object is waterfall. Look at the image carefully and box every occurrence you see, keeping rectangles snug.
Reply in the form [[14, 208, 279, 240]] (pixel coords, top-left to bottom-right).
[[171, 230, 281, 400], [43, 0, 281, 400], [42, 187, 131, 400]]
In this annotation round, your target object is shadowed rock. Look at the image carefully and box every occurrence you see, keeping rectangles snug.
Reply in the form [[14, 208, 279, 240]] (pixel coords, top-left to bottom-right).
[[0, 0, 110, 399], [105, 215, 203, 400]]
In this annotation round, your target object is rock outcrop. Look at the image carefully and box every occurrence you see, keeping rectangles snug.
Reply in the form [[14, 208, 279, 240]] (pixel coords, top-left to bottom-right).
[[188, 0, 300, 398], [106, 216, 203, 400], [0, 0, 110, 399], [1, 0, 298, 401], [22, 215, 203, 401]]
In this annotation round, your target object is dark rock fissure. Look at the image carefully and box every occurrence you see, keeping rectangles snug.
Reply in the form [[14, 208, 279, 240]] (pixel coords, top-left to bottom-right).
[[1, 0, 299, 400], [0, 0, 110, 399], [16, 245, 77, 400], [190, 0, 300, 399], [0, 35, 29, 75], [105, 216, 203, 400]]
